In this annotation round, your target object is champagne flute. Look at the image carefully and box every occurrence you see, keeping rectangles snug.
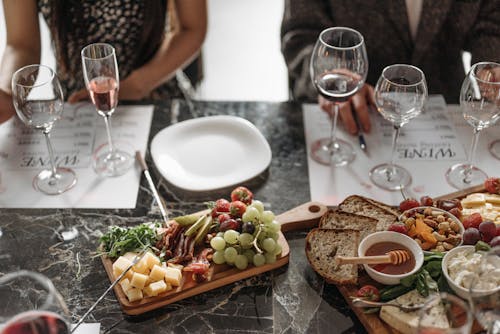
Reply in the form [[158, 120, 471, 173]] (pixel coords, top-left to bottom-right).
[[81, 43, 133, 177], [0, 270, 71, 334], [309, 27, 368, 166], [417, 293, 473, 334], [446, 62, 500, 189], [11, 64, 77, 195], [469, 246, 500, 334], [369, 64, 427, 191]]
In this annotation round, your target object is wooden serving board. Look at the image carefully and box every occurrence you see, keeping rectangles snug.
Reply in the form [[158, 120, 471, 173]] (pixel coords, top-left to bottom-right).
[[102, 201, 328, 315]]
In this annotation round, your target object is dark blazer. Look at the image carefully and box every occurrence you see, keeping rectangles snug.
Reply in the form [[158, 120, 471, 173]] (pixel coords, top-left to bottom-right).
[[281, 0, 500, 103]]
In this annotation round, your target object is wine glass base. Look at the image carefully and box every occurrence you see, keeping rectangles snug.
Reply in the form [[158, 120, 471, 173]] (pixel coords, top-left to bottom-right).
[[311, 138, 355, 166], [489, 139, 500, 160], [34, 168, 77, 195], [369, 163, 411, 191], [445, 163, 487, 190], [93, 145, 133, 177]]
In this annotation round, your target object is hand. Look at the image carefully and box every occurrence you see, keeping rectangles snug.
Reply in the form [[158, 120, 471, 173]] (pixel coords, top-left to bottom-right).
[[0, 90, 16, 124], [319, 84, 375, 135]]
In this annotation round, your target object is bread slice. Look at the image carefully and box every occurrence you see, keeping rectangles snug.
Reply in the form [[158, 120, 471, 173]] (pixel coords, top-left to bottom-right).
[[339, 195, 398, 231], [305, 228, 359, 285], [319, 209, 378, 242]]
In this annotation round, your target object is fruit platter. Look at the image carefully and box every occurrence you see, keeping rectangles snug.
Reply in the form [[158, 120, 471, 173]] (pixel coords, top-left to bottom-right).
[[99, 186, 327, 315], [305, 177, 500, 334]]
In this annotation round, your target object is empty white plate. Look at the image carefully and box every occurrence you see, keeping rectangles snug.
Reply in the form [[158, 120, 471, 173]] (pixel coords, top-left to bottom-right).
[[150, 115, 272, 191]]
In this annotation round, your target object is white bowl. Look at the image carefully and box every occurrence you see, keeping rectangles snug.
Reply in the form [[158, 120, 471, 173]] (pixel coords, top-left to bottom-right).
[[442, 245, 500, 299], [358, 231, 424, 285]]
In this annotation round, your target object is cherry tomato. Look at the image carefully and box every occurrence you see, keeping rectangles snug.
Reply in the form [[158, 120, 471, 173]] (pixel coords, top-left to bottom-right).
[[356, 285, 380, 302]]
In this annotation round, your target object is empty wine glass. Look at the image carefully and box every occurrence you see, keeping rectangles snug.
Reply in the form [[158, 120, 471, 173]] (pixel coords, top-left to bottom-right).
[[446, 62, 500, 189], [490, 139, 500, 160], [11, 64, 77, 195], [309, 27, 368, 166], [81, 43, 133, 177], [0, 270, 71, 334], [417, 292, 473, 334], [369, 64, 427, 191], [469, 246, 500, 334]]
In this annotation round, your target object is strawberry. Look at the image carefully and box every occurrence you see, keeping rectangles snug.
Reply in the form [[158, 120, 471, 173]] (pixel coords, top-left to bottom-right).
[[230, 186, 253, 205], [484, 177, 500, 194], [229, 200, 247, 217], [211, 198, 231, 218]]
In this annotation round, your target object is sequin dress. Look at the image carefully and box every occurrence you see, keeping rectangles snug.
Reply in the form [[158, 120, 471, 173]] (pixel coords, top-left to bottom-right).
[[38, 0, 182, 100]]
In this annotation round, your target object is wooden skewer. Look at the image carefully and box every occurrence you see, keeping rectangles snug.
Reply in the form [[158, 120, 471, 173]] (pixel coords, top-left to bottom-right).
[[335, 250, 411, 266]]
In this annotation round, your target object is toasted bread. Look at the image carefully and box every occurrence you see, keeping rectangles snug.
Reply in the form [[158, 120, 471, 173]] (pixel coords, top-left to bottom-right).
[[339, 195, 398, 231], [319, 209, 378, 242], [305, 228, 359, 285]]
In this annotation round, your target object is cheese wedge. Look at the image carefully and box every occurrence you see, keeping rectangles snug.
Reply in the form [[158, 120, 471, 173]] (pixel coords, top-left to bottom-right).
[[164, 267, 182, 287], [125, 288, 143, 302], [149, 264, 168, 282], [112, 256, 133, 280], [143, 252, 161, 269], [119, 278, 132, 293], [130, 272, 149, 290], [144, 280, 169, 297], [461, 193, 486, 207]]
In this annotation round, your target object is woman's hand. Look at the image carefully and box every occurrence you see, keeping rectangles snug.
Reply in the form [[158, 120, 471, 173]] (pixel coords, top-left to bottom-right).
[[319, 83, 375, 134]]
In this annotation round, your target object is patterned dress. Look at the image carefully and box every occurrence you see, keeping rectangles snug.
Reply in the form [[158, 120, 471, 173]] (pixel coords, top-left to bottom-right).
[[38, 0, 182, 100]]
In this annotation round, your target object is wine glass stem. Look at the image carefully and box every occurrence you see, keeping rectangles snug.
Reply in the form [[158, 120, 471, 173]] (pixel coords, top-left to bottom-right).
[[329, 103, 340, 151], [103, 114, 115, 154], [43, 130, 58, 178], [387, 125, 401, 181], [464, 128, 481, 183]]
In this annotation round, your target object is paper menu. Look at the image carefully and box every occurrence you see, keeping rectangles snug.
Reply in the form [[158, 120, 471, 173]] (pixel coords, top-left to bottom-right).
[[304, 95, 500, 206], [0, 103, 153, 209]]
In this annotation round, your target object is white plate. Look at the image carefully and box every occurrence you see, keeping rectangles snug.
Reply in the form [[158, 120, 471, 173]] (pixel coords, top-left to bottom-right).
[[150, 115, 272, 191]]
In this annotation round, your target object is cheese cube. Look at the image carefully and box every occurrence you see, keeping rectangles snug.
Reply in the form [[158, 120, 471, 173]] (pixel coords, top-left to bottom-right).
[[112, 256, 133, 280], [144, 280, 168, 297], [125, 288, 143, 302], [149, 264, 167, 282], [143, 252, 161, 270], [122, 252, 139, 262], [164, 267, 182, 287], [130, 272, 149, 290], [167, 263, 184, 271], [119, 278, 132, 293], [132, 258, 150, 275]]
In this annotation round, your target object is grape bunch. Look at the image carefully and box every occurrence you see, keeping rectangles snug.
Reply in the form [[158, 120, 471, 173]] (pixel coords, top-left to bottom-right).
[[208, 187, 282, 270]]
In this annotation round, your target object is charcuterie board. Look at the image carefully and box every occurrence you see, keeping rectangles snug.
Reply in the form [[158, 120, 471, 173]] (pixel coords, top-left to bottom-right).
[[102, 201, 328, 315]]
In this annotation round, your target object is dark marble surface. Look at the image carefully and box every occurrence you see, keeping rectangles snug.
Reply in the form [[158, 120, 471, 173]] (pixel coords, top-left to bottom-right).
[[0, 100, 365, 333]]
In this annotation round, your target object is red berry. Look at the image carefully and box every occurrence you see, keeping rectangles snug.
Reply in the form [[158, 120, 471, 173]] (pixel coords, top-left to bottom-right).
[[229, 200, 247, 217], [479, 221, 497, 243], [230, 186, 254, 205], [388, 223, 408, 235], [399, 198, 420, 212], [484, 177, 500, 194], [217, 213, 231, 224], [219, 219, 240, 232], [420, 196, 434, 207], [462, 213, 482, 229]]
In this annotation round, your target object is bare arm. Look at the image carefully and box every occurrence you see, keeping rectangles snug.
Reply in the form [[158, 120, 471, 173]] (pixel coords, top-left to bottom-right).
[[0, 0, 41, 122]]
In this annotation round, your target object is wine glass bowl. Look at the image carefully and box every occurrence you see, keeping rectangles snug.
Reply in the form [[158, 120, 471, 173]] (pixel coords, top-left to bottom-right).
[[81, 43, 133, 177], [446, 61, 500, 189], [11, 64, 77, 195], [309, 27, 368, 166], [369, 64, 427, 191]]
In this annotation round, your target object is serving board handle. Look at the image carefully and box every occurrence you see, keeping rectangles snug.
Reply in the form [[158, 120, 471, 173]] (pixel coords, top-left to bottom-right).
[[276, 201, 328, 232]]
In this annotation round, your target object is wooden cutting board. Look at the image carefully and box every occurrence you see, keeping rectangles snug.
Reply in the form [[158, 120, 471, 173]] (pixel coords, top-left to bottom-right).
[[101, 201, 328, 315]]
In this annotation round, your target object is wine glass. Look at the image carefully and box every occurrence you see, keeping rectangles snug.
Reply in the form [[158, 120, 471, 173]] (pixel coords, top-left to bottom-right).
[[446, 61, 500, 189], [11, 64, 77, 195], [490, 139, 500, 160], [0, 270, 71, 334], [369, 64, 427, 191], [81, 43, 133, 177], [469, 246, 500, 334], [417, 292, 473, 334], [309, 27, 368, 166]]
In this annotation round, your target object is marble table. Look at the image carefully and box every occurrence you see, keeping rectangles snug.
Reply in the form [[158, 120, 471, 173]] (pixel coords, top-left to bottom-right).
[[0, 100, 365, 333]]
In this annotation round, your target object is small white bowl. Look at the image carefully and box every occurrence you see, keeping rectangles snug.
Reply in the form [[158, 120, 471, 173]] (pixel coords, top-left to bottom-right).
[[358, 231, 424, 285], [442, 245, 500, 299]]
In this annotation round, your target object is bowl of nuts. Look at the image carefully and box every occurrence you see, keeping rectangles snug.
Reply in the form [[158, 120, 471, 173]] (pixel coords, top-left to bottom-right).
[[398, 206, 464, 253]]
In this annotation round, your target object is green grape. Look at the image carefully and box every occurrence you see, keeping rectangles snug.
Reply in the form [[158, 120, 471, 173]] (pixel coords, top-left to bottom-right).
[[249, 200, 264, 213], [268, 220, 281, 233], [268, 231, 279, 241], [273, 243, 282, 256], [243, 249, 256, 263], [210, 236, 226, 251], [212, 250, 226, 264], [253, 253, 266, 267], [261, 210, 275, 225], [234, 254, 249, 270], [262, 238, 276, 253], [238, 233, 254, 247], [265, 252, 277, 264], [224, 247, 237, 263], [242, 207, 260, 223], [224, 230, 239, 245]]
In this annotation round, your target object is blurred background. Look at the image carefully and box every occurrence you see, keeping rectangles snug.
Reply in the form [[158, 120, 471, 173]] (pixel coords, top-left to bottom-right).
[[0, 0, 289, 102]]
